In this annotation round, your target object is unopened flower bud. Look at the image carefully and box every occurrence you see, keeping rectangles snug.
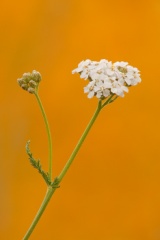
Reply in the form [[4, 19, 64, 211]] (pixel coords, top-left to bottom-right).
[[22, 73, 31, 82], [23, 72, 31, 78], [17, 78, 24, 86], [21, 84, 28, 90], [31, 70, 41, 83], [28, 87, 35, 94], [29, 80, 37, 88], [17, 70, 42, 94]]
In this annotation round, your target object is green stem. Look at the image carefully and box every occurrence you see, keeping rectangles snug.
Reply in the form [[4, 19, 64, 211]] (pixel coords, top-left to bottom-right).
[[23, 187, 55, 240], [23, 98, 114, 239], [58, 100, 102, 182], [34, 92, 53, 181], [101, 94, 115, 109]]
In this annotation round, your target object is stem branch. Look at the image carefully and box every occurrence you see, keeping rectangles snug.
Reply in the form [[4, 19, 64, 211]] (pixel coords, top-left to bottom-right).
[[34, 92, 53, 181], [58, 100, 102, 182]]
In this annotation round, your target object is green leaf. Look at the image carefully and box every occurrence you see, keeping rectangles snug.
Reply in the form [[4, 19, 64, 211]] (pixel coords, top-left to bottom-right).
[[26, 141, 51, 186]]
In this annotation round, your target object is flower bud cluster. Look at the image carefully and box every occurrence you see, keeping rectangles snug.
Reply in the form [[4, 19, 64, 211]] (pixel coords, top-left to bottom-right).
[[72, 59, 141, 99], [17, 70, 42, 94]]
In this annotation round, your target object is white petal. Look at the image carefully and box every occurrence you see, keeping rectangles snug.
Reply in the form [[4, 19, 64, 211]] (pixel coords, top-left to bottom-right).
[[96, 91, 102, 98], [103, 89, 110, 97], [117, 88, 124, 97], [103, 81, 112, 88], [111, 87, 117, 94], [122, 86, 129, 92], [88, 91, 94, 98], [106, 69, 114, 76], [80, 71, 88, 79], [125, 78, 132, 85], [84, 86, 89, 93]]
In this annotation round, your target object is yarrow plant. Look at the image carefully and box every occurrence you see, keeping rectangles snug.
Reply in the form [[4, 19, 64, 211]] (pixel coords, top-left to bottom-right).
[[17, 59, 141, 239]]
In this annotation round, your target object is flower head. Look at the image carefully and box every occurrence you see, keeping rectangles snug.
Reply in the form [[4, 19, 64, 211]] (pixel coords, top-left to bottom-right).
[[17, 70, 41, 94], [72, 59, 141, 99]]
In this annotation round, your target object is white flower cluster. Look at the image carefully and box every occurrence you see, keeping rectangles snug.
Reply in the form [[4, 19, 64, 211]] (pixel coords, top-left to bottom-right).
[[72, 59, 141, 99]]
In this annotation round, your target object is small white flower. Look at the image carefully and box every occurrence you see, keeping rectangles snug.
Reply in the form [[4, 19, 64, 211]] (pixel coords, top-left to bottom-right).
[[72, 59, 91, 73], [84, 81, 96, 98], [111, 80, 128, 97], [94, 80, 109, 98]]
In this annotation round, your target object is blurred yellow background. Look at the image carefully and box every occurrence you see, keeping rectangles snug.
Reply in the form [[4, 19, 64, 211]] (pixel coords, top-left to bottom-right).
[[0, 0, 160, 239]]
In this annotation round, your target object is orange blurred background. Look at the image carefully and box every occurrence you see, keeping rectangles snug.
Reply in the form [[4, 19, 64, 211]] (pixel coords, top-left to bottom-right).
[[0, 0, 160, 239]]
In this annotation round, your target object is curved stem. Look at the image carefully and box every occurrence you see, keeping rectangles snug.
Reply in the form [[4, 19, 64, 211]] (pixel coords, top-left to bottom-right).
[[34, 92, 53, 181], [58, 100, 102, 182], [23, 187, 55, 240]]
